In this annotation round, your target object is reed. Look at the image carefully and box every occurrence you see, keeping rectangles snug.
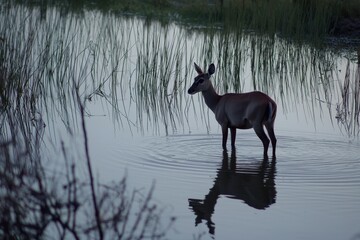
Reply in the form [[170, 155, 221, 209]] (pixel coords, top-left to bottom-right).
[[2, 2, 359, 137], [336, 58, 360, 137], [217, 0, 340, 39], [12, 0, 360, 40], [128, 16, 358, 136], [134, 21, 188, 134], [0, 5, 175, 239]]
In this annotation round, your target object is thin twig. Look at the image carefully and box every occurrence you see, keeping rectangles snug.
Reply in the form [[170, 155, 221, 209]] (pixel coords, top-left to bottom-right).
[[75, 86, 104, 240]]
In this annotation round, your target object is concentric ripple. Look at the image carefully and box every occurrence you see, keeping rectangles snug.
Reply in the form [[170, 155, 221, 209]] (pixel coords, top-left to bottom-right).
[[102, 131, 360, 237], [114, 134, 224, 179], [111, 131, 360, 193]]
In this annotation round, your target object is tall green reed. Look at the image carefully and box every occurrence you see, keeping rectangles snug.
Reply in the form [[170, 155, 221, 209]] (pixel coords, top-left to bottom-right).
[[183, 29, 340, 119], [134, 21, 188, 134], [0, 5, 134, 137], [336, 57, 360, 137], [219, 0, 340, 39], [2, 2, 359, 139], [14, 0, 360, 41], [0, 5, 175, 239]]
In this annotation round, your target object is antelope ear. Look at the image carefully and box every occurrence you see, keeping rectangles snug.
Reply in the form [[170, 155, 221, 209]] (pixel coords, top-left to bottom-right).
[[194, 62, 203, 74], [208, 63, 215, 75]]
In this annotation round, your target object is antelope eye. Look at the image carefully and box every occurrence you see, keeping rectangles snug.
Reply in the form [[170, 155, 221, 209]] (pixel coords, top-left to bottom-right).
[[198, 78, 204, 84]]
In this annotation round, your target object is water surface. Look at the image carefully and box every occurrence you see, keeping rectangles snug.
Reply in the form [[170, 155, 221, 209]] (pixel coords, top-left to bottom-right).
[[1, 4, 360, 240], [85, 113, 360, 239]]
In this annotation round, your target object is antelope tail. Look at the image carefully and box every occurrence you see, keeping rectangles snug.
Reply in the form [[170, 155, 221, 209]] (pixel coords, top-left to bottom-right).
[[265, 102, 274, 122]]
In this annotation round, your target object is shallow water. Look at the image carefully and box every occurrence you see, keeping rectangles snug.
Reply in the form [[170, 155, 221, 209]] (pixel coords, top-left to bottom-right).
[[85, 116, 360, 239], [2, 4, 360, 240], [83, 93, 360, 239]]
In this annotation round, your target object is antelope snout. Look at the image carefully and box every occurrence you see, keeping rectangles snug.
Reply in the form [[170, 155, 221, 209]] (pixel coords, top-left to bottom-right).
[[188, 87, 196, 95]]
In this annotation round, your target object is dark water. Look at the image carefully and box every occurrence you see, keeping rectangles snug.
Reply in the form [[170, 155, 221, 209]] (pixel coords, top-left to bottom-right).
[[1, 5, 360, 240]]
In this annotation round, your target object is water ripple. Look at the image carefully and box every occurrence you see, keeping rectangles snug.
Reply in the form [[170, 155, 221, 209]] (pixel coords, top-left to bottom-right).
[[114, 133, 358, 175]]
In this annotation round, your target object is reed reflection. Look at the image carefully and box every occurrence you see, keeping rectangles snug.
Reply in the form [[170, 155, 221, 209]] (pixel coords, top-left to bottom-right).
[[188, 148, 276, 235]]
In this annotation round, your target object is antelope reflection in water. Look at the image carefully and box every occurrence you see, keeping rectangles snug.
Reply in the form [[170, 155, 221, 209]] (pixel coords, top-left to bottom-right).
[[188, 149, 277, 235]]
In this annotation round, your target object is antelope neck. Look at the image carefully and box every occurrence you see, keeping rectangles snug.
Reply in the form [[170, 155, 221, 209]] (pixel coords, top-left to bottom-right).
[[202, 83, 221, 113]]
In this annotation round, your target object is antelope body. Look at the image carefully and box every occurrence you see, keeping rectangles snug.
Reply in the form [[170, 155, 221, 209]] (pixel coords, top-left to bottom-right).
[[188, 63, 277, 158]]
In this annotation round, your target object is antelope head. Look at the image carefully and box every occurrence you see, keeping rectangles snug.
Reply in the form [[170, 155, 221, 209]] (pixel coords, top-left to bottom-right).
[[188, 63, 215, 95]]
